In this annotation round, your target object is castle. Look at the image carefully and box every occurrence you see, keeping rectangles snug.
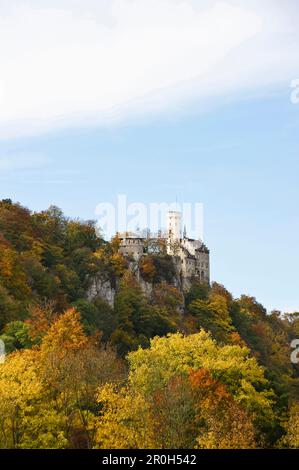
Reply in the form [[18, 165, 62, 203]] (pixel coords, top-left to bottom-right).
[[118, 210, 210, 287]]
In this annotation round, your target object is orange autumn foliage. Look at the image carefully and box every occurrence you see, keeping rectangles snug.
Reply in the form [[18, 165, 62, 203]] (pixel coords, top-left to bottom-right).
[[40, 308, 87, 359]]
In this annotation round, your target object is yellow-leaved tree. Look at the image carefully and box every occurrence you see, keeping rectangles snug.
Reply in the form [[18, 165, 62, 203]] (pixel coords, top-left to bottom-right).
[[95, 330, 275, 449], [0, 348, 67, 449], [280, 403, 299, 448], [0, 308, 125, 449]]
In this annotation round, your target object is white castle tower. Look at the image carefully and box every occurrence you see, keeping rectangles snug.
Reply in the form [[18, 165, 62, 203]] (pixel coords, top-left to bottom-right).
[[167, 210, 181, 241], [166, 210, 181, 254]]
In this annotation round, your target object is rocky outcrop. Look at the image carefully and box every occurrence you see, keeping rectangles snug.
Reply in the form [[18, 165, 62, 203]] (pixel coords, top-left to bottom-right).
[[87, 256, 197, 308], [87, 277, 115, 307]]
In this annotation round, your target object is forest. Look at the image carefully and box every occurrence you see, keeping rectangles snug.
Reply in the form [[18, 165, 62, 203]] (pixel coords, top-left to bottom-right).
[[0, 199, 298, 449]]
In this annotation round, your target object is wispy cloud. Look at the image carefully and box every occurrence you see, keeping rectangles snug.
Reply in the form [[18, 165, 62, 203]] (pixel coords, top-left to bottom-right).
[[0, 153, 50, 173], [0, 0, 298, 139]]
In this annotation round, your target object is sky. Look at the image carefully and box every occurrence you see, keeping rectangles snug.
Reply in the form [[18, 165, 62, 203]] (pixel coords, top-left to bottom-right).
[[0, 0, 298, 312]]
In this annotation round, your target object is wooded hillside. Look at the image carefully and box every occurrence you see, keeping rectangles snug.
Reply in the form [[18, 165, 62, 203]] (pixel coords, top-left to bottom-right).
[[0, 199, 298, 449]]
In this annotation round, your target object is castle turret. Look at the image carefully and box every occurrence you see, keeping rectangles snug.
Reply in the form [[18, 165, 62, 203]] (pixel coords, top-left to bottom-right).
[[167, 210, 181, 242], [166, 210, 181, 256]]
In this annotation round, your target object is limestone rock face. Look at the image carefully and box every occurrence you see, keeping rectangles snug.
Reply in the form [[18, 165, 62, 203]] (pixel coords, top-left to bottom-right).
[[87, 277, 115, 307], [139, 277, 154, 298], [86, 258, 187, 310]]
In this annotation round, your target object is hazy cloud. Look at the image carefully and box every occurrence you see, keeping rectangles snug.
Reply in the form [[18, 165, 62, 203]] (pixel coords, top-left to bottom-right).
[[0, 0, 298, 138]]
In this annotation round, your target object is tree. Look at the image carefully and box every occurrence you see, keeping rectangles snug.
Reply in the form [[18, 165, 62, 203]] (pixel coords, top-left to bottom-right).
[[185, 280, 210, 306], [94, 235, 128, 284], [187, 294, 235, 342], [73, 298, 116, 340], [25, 303, 58, 344], [148, 374, 197, 448], [0, 348, 67, 449], [143, 369, 256, 449], [96, 385, 154, 449], [0, 237, 31, 300], [190, 369, 255, 448], [0, 321, 32, 352], [111, 274, 182, 356], [139, 256, 156, 283], [128, 331, 275, 444], [95, 331, 273, 449], [111, 274, 152, 355], [0, 308, 125, 448], [280, 403, 299, 448], [0, 284, 21, 329], [39, 308, 125, 447]]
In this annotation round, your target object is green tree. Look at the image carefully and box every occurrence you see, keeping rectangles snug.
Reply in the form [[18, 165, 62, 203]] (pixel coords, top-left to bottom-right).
[[73, 298, 116, 340], [0, 321, 32, 352]]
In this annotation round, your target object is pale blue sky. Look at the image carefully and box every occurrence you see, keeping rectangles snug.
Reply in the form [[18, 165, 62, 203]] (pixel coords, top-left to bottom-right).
[[0, 0, 298, 312]]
